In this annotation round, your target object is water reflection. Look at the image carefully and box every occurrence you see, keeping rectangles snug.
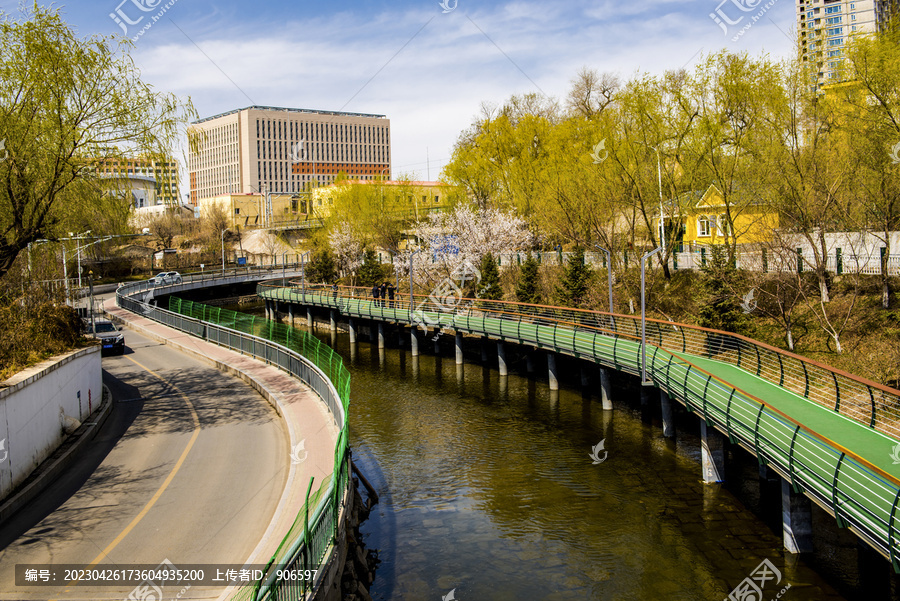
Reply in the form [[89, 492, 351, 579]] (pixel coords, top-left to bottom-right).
[[322, 332, 848, 601]]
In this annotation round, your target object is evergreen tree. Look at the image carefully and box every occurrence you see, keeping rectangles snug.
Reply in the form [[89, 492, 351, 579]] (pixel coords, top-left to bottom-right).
[[478, 253, 502, 300], [357, 249, 386, 287], [306, 248, 338, 284], [515, 253, 541, 304], [698, 245, 744, 332], [555, 247, 592, 307]]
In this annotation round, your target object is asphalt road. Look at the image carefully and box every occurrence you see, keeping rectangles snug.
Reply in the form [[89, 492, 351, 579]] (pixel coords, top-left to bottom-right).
[[0, 329, 288, 600]]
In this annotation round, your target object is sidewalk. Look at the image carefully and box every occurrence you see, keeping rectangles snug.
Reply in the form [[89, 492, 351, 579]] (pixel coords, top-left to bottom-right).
[[102, 297, 340, 573]]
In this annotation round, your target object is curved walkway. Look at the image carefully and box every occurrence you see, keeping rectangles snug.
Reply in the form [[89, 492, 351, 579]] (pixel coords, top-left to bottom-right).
[[259, 284, 900, 568]]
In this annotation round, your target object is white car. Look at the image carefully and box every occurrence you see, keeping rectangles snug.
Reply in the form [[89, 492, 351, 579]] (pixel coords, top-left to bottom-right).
[[150, 271, 182, 286]]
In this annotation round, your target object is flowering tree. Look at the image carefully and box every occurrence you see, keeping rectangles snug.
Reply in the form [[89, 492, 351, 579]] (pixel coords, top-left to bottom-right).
[[328, 222, 363, 278], [394, 204, 533, 296]]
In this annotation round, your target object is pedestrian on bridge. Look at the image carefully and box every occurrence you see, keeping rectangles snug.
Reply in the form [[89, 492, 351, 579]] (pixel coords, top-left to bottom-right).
[[387, 282, 395, 308], [372, 283, 381, 307]]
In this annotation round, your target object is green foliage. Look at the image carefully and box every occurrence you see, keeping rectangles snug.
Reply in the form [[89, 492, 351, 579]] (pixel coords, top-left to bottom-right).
[[698, 245, 745, 333], [555, 248, 592, 307], [306, 249, 338, 284], [515, 253, 541, 304], [478, 253, 502, 300], [0, 5, 195, 278], [356, 249, 386, 288]]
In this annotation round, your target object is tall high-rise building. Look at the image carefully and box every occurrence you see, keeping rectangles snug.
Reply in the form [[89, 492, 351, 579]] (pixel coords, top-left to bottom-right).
[[797, 0, 899, 88], [187, 105, 391, 206]]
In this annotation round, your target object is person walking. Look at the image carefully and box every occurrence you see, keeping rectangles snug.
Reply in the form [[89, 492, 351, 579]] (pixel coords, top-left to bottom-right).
[[387, 281, 395, 308], [372, 283, 381, 307], [380, 282, 388, 309]]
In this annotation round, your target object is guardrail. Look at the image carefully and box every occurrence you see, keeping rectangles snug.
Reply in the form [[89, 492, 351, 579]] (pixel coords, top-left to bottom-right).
[[117, 280, 350, 601], [264, 283, 900, 439], [259, 282, 900, 569]]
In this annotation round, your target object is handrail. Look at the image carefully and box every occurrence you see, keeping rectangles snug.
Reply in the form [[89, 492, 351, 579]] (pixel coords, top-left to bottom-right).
[[259, 282, 900, 566], [116, 281, 350, 601], [266, 282, 900, 439]]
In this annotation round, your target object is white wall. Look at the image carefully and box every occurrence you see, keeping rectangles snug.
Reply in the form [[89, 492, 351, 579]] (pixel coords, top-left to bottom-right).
[[0, 346, 102, 500]]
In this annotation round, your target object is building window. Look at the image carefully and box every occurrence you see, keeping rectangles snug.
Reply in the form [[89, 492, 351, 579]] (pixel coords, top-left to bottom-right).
[[697, 215, 711, 237], [234, 208, 240, 215]]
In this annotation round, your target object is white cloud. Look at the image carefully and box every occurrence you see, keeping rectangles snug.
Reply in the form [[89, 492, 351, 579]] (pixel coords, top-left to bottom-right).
[[127, 0, 796, 189]]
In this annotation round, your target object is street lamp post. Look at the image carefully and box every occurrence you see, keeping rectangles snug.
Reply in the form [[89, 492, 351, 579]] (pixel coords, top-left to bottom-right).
[[640, 246, 663, 384], [408, 248, 420, 321], [299, 251, 311, 303], [632, 141, 666, 257]]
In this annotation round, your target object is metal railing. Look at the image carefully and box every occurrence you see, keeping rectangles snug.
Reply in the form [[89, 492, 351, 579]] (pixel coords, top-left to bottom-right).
[[263, 283, 900, 439], [116, 281, 350, 601], [258, 282, 900, 568]]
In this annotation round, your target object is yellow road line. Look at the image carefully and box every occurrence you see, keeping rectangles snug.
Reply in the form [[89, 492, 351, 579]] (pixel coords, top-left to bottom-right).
[[58, 355, 201, 591]]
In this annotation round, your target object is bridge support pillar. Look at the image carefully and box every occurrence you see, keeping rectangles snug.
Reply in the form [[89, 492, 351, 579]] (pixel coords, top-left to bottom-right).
[[273, 300, 278, 321], [434, 331, 441, 355], [377, 322, 385, 349], [263, 300, 270, 320], [781, 479, 813, 554], [700, 421, 725, 483], [526, 354, 534, 374], [497, 342, 508, 376], [599, 367, 613, 410], [330, 310, 337, 332], [411, 327, 420, 356], [660, 390, 675, 438], [455, 332, 464, 365], [548, 354, 559, 391], [640, 384, 654, 422], [288, 304, 294, 326], [481, 338, 489, 363], [348, 318, 357, 343], [307, 308, 314, 330]]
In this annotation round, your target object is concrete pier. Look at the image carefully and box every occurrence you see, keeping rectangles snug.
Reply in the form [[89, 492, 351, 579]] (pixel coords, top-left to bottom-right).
[[660, 389, 675, 438], [782, 479, 813, 553], [580, 367, 590, 389], [481, 338, 489, 363], [330, 310, 337, 332], [411, 327, 419, 356], [307, 308, 313, 329], [548, 353, 559, 391], [599, 367, 613, 410], [348, 318, 357, 343], [498, 342, 508, 376], [288, 304, 294, 326], [700, 421, 725, 483], [526, 354, 534, 374], [377, 322, 385, 349], [434, 332, 441, 354], [455, 332, 464, 365]]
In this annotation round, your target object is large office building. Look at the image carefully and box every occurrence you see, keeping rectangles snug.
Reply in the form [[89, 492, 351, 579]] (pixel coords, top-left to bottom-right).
[[797, 0, 900, 88], [188, 106, 391, 206]]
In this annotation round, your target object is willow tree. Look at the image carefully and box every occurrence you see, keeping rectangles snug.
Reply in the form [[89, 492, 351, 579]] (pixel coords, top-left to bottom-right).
[[840, 22, 900, 309], [0, 5, 195, 279]]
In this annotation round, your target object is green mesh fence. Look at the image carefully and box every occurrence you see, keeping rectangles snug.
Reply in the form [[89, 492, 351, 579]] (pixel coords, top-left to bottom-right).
[[167, 296, 351, 413]]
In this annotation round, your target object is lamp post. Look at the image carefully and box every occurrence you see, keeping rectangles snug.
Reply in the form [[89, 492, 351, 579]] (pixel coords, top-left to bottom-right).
[[632, 141, 666, 256], [88, 270, 96, 336], [221, 229, 226, 273], [299, 251, 310, 302], [408, 248, 420, 320], [640, 246, 663, 384]]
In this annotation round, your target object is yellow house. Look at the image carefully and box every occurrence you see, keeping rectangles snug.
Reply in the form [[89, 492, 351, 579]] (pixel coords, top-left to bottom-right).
[[659, 184, 778, 247]]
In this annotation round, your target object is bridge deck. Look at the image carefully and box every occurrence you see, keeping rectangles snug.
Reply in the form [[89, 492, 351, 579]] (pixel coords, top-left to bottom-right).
[[259, 286, 900, 566]]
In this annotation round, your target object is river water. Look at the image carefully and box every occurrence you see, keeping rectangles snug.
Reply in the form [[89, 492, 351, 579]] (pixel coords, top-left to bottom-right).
[[308, 327, 876, 601], [223, 298, 885, 600]]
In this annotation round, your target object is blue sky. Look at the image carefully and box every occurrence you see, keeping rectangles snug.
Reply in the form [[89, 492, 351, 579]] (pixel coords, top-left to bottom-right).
[[2, 0, 797, 191]]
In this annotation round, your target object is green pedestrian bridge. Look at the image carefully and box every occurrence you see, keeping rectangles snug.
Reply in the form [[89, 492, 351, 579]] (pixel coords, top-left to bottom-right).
[[256, 281, 900, 571]]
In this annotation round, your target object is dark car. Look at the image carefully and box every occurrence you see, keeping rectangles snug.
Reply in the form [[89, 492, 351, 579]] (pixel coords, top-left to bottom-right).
[[87, 320, 125, 355]]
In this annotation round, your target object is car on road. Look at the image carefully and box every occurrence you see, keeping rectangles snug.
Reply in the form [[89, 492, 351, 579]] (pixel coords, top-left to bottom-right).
[[149, 271, 183, 286], [86, 319, 125, 355]]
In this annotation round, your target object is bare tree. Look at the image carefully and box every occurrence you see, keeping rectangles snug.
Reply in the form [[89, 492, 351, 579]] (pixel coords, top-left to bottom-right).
[[566, 67, 620, 118]]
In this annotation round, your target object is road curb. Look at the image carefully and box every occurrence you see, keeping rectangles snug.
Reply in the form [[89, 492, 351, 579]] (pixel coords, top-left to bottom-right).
[[0, 383, 114, 525]]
